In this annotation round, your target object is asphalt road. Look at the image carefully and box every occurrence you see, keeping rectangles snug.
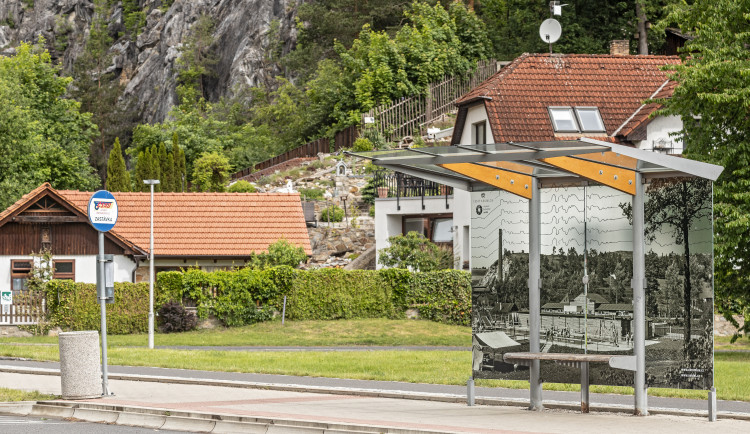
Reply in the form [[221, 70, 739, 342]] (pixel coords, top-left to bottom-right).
[[0, 415, 182, 434], [2, 358, 748, 415]]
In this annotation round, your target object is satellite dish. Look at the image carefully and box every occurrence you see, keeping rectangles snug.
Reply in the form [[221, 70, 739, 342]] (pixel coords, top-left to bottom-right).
[[539, 18, 562, 44]]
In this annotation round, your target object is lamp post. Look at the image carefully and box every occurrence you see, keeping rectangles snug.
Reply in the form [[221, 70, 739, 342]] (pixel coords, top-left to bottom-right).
[[144, 179, 160, 349]]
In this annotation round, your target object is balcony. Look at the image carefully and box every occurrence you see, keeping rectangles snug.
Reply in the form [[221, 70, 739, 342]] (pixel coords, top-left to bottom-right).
[[373, 169, 452, 210]]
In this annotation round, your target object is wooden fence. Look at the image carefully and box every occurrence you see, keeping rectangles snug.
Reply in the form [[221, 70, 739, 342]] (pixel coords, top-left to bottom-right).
[[0, 291, 45, 325], [232, 125, 359, 180], [363, 59, 500, 142]]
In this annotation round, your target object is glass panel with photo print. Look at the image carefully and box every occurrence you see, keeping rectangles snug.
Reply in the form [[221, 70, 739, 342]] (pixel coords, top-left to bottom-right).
[[471, 190, 529, 380], [641, 177, 713, 390]]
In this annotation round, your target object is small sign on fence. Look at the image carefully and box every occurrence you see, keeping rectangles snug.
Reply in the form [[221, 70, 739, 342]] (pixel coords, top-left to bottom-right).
[[0, 290, 11, 305]]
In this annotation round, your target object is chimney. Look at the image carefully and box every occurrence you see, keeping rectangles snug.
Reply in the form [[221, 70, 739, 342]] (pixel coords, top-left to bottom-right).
[[610, 40, 630, 56]]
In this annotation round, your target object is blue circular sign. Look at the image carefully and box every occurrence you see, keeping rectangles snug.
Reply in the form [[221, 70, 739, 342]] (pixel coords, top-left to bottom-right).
[[88, 190, 119, 232]]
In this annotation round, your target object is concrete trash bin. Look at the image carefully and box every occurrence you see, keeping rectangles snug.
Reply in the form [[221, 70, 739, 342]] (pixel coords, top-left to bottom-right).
[[59, 331, 102, 399]]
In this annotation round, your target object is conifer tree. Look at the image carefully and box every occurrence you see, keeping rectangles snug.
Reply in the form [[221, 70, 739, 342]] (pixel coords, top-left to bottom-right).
[[148, 145, 161, 191], [164, 151, 175, 192], [133, 150, 148, 192], [158, 142, 169, 191], [105, 138, 130, 192], [173, 141, 187, 192]]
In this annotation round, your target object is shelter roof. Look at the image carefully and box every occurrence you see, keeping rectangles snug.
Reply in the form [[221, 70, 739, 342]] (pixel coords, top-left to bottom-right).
[[347, 138, 723, 197]]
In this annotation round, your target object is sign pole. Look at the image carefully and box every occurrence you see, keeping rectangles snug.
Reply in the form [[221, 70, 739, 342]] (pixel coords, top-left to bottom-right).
[[87, 189, 118, 397], [98, 231, 110, 395]]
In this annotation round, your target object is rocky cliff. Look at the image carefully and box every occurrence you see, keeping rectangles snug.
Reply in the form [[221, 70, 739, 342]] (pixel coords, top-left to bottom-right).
[[0, 0, 298, 123]]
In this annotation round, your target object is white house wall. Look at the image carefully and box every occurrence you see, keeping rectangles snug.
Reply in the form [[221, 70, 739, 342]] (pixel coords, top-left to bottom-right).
[[636, 115, 683, 153], [0, 254, 137, 290], [459, 104, 495, 145]]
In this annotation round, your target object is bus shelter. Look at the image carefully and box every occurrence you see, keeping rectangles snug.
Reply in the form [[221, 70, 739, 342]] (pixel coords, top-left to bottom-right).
[[348, 138, 724, 417]]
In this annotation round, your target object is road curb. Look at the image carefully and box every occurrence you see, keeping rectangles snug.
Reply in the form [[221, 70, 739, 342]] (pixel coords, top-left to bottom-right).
[[1, 364, 749, 423]]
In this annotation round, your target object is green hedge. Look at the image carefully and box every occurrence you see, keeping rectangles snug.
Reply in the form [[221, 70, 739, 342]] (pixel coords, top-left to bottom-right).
[[158, 266, 470, 326], [43, 267, 471, 333], [285, 269, 395, 320], [45, 280, 149, 334]]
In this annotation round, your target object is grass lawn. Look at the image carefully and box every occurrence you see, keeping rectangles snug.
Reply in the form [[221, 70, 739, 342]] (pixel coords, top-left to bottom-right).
[[0, 387, 56, 402], [0, 319, 472, 348], [1, 320, 749, 402]]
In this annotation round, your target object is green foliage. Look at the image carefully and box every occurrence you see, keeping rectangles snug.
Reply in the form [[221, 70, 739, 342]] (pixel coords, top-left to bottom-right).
[[227, 180, 257, 193], [122, 0, 147, 36], [298, 187, 323, 200], [0, 40, 99, 210], [378, 231, 453, 272], [44, 280, 150, 334], [361, 176, 377, 204], [158, 265, 470, 326], [656, 0, 750, 339], [157, 266, 295, 326], [352, 138, 374, 152], [320, 205, 344, 222], [286, 269, 395, 320], [176, 14, 217, 107], [26, 249, 53, 292], [157, 301, 198, 333], [106, 138, 131, 192], [191, 151, 231, 192], [249, 239, 308, 269]]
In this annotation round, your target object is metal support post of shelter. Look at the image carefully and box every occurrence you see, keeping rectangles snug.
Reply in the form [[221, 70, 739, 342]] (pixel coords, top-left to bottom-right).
[[632, 171, 648, 415], [528, 176, 543, 410]]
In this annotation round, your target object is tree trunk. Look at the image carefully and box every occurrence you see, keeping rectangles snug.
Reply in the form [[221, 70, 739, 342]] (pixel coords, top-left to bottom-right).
[[636, 1, 648, 55]]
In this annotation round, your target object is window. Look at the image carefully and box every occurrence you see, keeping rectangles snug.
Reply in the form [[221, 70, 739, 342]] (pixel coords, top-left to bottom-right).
[[548, 107, 578, 132], [548, 106, 605, 133], [10, 260, 32, 291], [53, 260, 75, 280], [574, 107, 605, 132], [432, 218, 454, 243], [403, 218, 427, 237], [472, 121, 487, 145]]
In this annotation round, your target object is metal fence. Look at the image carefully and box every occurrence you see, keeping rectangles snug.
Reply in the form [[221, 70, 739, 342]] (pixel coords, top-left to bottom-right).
[[232, 125, 359, 180], [363, 59, 500, 142], [373, 169, 452, 198]]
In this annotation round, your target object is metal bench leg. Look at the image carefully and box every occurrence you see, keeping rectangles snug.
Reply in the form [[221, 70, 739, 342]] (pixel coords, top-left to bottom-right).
[[580, 361, 590, 413]]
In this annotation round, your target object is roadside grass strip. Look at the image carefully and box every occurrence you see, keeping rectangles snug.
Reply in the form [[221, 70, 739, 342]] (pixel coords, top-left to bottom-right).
[[1, 344, 748, 402], [0, 387, 56, 402]]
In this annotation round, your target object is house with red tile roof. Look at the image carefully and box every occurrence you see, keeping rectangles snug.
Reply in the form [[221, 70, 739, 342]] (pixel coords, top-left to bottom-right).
[[0, 183, 311, 296], [375, 49, 685, 270]]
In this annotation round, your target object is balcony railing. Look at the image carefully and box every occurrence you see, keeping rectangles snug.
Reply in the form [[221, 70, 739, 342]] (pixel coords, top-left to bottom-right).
[[373, 170, 451, 210]]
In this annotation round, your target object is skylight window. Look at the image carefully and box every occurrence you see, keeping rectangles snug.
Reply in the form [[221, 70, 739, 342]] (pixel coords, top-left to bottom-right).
[[548, 106, 605, 133], [548, 107, 578, 132], [574, 107, 605, 132]]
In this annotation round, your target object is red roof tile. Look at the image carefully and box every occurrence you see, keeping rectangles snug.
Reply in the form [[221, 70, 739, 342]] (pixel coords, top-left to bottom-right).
[[1, 185, 312, 257], [453, 54, 680, 144]]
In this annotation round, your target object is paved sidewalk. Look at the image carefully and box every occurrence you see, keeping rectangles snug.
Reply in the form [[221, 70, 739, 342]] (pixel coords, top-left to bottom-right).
[[1, 371, 749, 434]]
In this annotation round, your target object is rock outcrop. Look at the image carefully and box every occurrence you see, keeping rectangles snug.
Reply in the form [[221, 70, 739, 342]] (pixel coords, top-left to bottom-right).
[[0, 0, 298, 123]]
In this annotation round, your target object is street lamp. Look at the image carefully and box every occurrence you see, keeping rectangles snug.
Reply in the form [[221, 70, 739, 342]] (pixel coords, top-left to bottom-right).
[[143, 179, 160, 349]]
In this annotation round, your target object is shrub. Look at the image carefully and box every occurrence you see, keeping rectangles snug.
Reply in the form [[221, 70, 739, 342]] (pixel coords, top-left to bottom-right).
[[249, 239, 307, 269], [299, 187, 324, 200], [320, 205, 344, 222], [158, 301, 198, 333], [369, 205, 375, 217], [227, 180, 257, 192], [378, 232, 453, 271], [352, 137, 374, 152]]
